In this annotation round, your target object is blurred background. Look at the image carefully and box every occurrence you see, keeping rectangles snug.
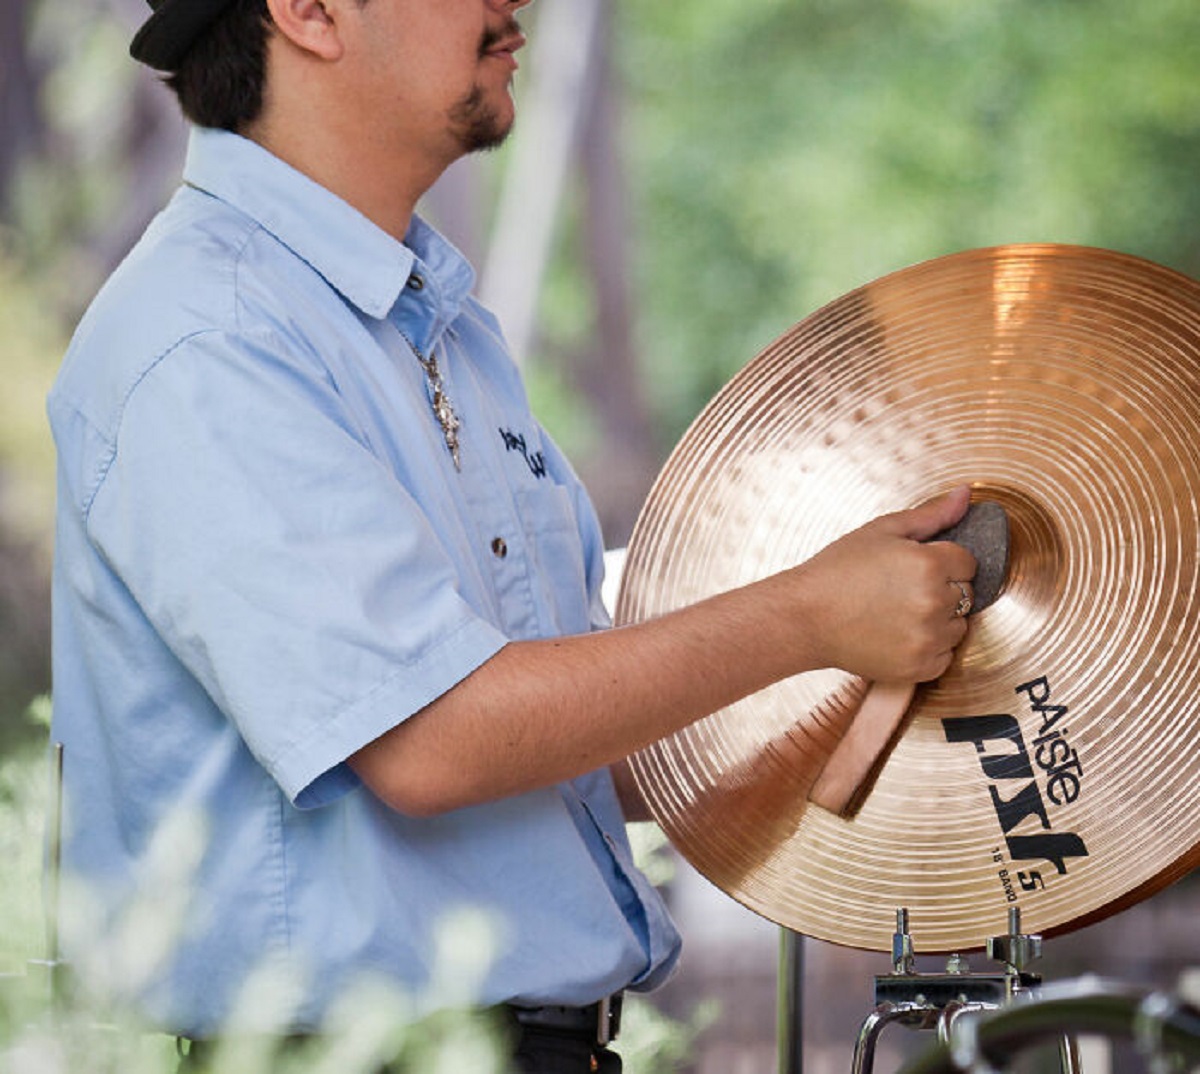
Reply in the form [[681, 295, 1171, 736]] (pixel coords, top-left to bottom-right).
[[1, 0, 1198, 1070]]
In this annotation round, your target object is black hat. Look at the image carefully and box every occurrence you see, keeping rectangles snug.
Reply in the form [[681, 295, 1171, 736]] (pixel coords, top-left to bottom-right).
[[130, 0, 238, 71]]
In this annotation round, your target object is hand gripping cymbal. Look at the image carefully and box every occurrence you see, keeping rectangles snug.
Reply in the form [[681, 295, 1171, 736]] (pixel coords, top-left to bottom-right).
[[808, 500, 1011, 817]]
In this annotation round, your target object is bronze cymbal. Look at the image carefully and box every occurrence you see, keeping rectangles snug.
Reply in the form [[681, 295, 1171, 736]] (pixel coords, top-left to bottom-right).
[[616, 244, 1200, 952]]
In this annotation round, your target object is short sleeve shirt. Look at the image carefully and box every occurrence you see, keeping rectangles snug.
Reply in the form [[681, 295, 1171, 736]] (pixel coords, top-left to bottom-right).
[[48, 127, 680, 1037]]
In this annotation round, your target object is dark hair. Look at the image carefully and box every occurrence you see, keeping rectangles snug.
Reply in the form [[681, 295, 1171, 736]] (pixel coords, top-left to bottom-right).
[[166, 0, 273, 131]]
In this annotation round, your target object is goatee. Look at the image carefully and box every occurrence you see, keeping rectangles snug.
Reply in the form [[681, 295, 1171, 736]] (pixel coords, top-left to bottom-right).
[[449, 18, 522, 153], [449, 84, 513, 154]]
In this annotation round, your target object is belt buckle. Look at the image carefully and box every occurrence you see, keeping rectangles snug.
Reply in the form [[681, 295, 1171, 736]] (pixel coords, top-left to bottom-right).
[[595, 992, 623, 1046]]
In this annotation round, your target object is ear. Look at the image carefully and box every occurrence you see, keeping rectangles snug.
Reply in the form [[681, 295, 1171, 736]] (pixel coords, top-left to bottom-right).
[[264, 0, 345, 61]]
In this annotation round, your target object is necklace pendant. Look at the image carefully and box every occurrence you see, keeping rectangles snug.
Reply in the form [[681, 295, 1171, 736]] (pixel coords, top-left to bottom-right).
[[432, 388, 462, 470], [400, 329, 463, 472]]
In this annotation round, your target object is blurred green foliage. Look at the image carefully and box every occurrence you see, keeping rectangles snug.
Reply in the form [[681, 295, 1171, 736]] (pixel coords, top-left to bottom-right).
[[13, 2, 151, 286], [0, 261, 56, 743], [0, 259, 58, 537], [0, 742, 47, 974], [619, 0, 1200, 442], [0, 710, 704, 1072]]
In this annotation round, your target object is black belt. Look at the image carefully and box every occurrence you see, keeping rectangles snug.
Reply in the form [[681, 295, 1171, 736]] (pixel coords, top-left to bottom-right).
[[508, 992, 623, 1046], [179, 993, 624, 1068]]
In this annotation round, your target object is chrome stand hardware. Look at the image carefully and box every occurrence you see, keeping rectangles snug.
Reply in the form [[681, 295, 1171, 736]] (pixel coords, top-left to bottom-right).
[[1136, 991, 1191, 1074], [778, 929, 805, 1074], [850, 907, 1084, 1074], [896, 978, 1200, 1074]]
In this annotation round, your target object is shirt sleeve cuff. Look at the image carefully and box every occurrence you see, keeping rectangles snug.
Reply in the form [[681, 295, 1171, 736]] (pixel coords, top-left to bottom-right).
[[277, 616, 509, 809]]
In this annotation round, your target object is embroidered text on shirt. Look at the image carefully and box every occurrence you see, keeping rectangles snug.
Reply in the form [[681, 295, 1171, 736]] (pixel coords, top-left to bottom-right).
[[499, 428, 547, 479]]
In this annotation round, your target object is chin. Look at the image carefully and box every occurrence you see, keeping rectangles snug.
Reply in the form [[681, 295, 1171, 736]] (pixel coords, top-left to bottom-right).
[[452, 90, 515, 154]]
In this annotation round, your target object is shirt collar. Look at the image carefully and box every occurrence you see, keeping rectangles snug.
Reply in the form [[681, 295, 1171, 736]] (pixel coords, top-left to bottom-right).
[[182, 126, 476, 321]]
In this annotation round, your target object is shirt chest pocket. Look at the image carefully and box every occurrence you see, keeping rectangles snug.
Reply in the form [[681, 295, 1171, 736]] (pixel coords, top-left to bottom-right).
[[512, 483, 593, 638]]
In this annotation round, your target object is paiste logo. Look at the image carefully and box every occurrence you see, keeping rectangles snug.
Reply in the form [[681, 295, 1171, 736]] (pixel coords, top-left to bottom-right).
[[942, 676, 1089, 898]]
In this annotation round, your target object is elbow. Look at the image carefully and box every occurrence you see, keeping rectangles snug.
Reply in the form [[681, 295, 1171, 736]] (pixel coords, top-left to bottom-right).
[[369, 781, 451, 819], [347, 741, 476, 819]]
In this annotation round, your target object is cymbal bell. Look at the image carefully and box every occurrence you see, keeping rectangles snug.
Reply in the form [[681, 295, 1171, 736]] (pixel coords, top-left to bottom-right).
[[616, 244, 1200, 952]]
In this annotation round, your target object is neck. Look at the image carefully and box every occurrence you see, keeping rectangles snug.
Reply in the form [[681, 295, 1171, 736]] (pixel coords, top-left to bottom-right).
[[244, 59, 461, 243], [247, 129, 428, 243]]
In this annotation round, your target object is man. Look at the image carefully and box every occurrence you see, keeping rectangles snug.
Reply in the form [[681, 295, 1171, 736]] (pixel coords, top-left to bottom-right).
[[47, 0, 977, 1070]]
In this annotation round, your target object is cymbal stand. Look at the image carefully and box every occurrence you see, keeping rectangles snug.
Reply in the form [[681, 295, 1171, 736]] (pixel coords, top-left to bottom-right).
[[850, 907, 1081, 1074]]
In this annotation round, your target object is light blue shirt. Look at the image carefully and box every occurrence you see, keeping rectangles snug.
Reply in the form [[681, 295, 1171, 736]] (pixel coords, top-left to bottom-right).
[[48, 127, 680, 1037]]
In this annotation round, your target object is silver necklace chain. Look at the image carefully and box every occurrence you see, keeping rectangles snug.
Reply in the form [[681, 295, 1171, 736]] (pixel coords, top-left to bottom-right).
[[401, 332, 462, 471]]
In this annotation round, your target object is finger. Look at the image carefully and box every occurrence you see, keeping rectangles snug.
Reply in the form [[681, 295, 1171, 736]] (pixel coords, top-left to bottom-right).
[[921, 642, 962, 682], [926, 538, 979, 583], [885, 486, 971, 542], [923, 618, 971, 680]]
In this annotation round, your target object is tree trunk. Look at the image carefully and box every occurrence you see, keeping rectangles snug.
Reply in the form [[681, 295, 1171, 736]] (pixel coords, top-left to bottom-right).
[[0, 0, 44, 214], [574, 3, 661, 545]]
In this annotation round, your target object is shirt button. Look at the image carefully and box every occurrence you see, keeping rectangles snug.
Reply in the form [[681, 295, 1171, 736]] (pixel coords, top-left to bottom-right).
[[407, 273, 425, 291], [491, 537, 508, 558]]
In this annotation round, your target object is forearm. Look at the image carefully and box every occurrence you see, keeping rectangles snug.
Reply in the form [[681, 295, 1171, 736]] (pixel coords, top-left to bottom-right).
[[349, 488, 977, 818], [349, 574, 814, 817]]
